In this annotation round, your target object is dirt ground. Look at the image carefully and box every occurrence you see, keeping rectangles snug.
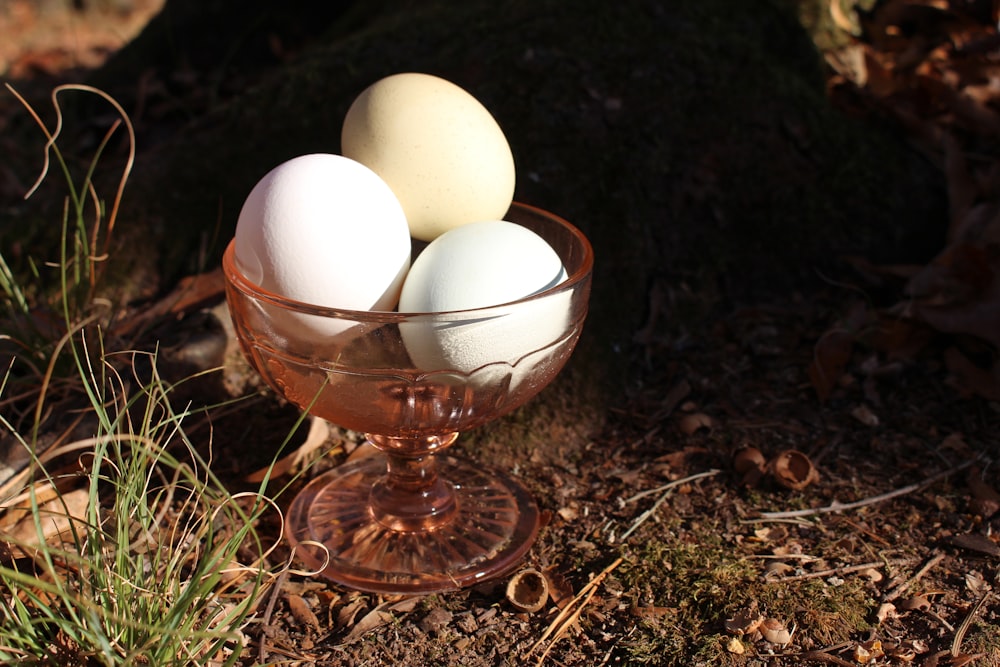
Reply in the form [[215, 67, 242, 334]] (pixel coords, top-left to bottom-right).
[[1, 1, 999, 666]]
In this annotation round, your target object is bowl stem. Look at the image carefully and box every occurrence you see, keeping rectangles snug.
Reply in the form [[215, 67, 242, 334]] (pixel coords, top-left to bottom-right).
[[368, 437, 460, 531]]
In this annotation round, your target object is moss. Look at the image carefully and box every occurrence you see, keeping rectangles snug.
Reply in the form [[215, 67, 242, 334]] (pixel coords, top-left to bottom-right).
[[615, 531, 877, 664]]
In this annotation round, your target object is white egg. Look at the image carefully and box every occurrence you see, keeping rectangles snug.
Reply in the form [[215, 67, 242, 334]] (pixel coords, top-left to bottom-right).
[[341, 73, 516, 242], [234, 153, 411, 338], [398, 220, 569, 383]]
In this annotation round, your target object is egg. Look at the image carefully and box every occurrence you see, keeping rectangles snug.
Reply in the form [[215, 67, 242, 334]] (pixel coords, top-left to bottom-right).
[[341, 72, 516, 242], [398, 220, 569, 382], [234, 153, 411, 337]]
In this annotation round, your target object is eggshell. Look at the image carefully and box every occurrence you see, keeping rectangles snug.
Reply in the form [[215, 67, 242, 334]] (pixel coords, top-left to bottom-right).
[[341, 73, 515, 242], [234, 153, 411, 338], [398, 220, 569, 382]]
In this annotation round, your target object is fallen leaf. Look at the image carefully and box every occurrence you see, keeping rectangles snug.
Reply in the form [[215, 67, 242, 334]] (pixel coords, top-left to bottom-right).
[[733, 446, 767, 487], [286, 594, 321, 632], [543, 568, 575, 610], [966, 466, 1000, 518], [876, 602, 897, 624], [943, 347, 1000, 401], [898, 594, 932, 612], [948, 532, 1000, 557], [724, 607, 762, 635], [964, 571, 991, 595], [855, 639, 884, 664], [341, 608, 396, 644], [851, 404, 880, 427], [679, 413, 714, 435], [808, 329, 854, 402]]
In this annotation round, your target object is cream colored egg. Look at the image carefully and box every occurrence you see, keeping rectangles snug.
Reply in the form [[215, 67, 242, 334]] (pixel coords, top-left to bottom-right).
[[341, 72, 516, 242], [234, 153, 411, 339], [398, 220, 568, 384]]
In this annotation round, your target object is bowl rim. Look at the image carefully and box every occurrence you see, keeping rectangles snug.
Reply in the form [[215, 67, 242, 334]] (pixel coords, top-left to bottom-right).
[[222, 202, 594, 321]]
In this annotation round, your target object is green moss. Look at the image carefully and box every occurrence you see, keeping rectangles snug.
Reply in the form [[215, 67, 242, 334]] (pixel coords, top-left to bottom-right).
[[614, 532, 877, 664]]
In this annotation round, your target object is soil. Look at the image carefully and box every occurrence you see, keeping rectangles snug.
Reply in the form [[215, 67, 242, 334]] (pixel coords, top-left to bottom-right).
[[0, 2, 998, 667]]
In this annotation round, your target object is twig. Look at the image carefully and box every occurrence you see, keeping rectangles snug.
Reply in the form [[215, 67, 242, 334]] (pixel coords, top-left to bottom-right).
[[773, 558, 913, 583], [619, 469, 722, 541], [883, 552, 946, 603], [758, 458, 978, 520], [925, 608, 955, 633], [527, 557, 622, 666], [625, 469, 722, 504]]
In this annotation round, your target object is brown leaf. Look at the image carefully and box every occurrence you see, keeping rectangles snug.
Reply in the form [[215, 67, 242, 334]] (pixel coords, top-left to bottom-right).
[[733, 446, 767, 487], [341, 608, 395, 644], [948, 532, 1000, 557], [943, 347, 1000, 401], [808, 329, 854, 402], [543, 567, 575, 610], [966, 466, 1000, 518], [898, 594, 932, 612], [286, 594, 321, 632], [678, 413, 713, 435], [944, 133, 977, 233], [908, 242, 996, 307]]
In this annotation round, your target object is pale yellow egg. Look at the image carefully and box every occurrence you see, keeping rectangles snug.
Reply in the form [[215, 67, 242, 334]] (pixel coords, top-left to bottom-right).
[[341, 73, 516, 242]]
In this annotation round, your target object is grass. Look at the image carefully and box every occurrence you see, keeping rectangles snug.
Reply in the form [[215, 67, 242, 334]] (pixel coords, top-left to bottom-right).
[[0, 85, 288, 665]]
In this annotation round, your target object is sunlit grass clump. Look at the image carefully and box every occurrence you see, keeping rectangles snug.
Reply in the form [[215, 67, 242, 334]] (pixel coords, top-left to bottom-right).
[[0, 84, 283, 665]]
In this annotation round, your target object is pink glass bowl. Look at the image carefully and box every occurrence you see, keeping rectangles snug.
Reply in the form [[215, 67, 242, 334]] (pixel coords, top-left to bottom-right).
[[223, 202, 593, 594]]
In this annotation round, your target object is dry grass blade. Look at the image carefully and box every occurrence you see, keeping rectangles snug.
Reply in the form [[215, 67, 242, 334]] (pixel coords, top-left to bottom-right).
[[951, 591, 993, 658], [527, 557, 622, 666]]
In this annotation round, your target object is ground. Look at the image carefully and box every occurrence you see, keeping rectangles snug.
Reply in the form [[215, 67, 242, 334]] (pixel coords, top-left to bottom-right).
[[0, 1, 998, 666]]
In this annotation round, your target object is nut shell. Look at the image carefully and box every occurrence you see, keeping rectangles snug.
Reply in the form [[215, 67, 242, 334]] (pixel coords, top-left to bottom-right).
[[770, 449, 819, 490], [506, 568, 549, 613]]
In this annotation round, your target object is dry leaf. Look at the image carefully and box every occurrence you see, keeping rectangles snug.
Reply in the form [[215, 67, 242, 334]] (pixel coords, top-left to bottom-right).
[[898, 594, 932, 611], [4, 486, 90, 553], [851, 404, 880, 427], [286, 594, 321, 632], [948, 532, 1000, 557], [943, 347, 1000, 401], [335, 597, 368, 629], [341, 608, 395, 644], [964, 571, 991, 595], [724, 608, 762, 635], [246, 416, 336, 482], [543, 568, 575, 610], [733, 446, 767, 487], [808, 329, 854, 402], [679, 413, 714, 435], [855, 639, 884, 664], [876, 602, 898, 624], [966, 466, 1000, 518]]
